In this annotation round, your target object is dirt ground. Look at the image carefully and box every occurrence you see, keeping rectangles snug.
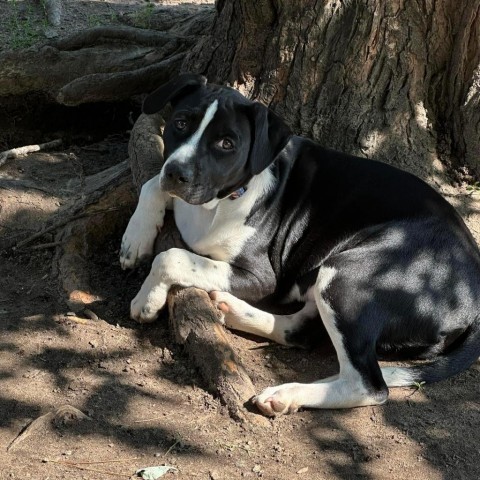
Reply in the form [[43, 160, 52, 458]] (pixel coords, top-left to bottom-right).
[[1, 1, 480, 480]]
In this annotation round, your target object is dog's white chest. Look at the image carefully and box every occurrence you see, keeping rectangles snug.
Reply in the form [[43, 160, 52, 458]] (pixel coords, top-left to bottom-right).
[[174, 199, 255, 262]]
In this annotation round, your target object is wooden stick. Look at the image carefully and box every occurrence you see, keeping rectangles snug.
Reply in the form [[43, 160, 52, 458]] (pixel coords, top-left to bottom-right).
[[13, 207, 121, 251], [17, 241, 63, 252], [0, 139, 62, 167], [46, 459, 130, 477], [58, 457, 140, 465], [167, 286, 266, 424], [132, 417, 165, 423]]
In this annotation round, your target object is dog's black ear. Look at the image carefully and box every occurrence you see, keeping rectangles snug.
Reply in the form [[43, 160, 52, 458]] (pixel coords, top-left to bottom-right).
[[249, 102, 292, 175], [143, 74, 207, 114]]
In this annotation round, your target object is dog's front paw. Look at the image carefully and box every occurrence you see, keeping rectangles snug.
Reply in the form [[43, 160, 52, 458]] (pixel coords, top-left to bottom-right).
[[120, 215, 162, 270], [130, 275, 168, 323], [253, 385, 301, 417]]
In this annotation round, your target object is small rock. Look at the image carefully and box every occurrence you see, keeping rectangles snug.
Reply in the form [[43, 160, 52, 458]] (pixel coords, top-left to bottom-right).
[[252, 465, 262, 473], [83, 308, 99, 320], [161, 348, 173, 363], [43, 27, 59, 39], [296, 467, 309, 474], [89, 340, 97, 348]]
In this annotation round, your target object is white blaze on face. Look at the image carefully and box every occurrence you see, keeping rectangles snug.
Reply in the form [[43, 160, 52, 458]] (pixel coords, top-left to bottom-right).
[[166, 99, 219, 165]]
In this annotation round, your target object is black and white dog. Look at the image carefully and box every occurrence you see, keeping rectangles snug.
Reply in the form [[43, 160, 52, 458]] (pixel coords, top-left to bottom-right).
[[120, 74, 480, 416]]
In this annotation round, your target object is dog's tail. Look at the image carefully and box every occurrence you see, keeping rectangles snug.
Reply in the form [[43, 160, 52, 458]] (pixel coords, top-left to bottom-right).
[[381, 316, 480, 387]]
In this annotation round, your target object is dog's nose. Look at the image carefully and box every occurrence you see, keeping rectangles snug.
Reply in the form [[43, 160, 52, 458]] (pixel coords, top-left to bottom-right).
[[164, 162, 193, 184]]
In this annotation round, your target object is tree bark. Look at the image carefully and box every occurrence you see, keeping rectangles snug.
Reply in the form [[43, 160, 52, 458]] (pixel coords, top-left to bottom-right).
[[184, 0, 480, 180]]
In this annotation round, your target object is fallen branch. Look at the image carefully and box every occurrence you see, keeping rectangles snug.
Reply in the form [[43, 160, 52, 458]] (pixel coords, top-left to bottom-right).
[[17, 241, 64, 252], [167, 287, 266, 424], [0, 139, 62, 167], [44, 459, 130, 478], [9, 161, 130, 251], [57, 457, 140, 465], [13, 207, 121, 251]]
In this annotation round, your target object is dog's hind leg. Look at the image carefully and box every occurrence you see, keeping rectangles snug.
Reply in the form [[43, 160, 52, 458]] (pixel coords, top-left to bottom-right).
[[253, 265, 389, 415], [210, 291, 320, 346]]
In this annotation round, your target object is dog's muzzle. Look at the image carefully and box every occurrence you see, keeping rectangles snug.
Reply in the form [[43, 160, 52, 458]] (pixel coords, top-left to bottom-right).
[[163, 162, 194, 186], [160, 162, 214, 205]]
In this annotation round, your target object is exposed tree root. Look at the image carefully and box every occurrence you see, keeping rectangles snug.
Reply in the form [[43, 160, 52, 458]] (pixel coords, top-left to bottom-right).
[[0, 6, 214, 104], [57, 53, 184, 106]]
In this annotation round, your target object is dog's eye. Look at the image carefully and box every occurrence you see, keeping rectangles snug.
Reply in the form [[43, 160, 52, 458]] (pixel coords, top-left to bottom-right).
[[216, 138, 234, 151], [174, 119, 187, 131]]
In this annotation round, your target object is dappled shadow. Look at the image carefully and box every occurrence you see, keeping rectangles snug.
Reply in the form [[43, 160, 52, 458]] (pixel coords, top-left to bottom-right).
[[0, 396, 42, 429], [0, 300, 208, 454], [382, 367, 480, 478]]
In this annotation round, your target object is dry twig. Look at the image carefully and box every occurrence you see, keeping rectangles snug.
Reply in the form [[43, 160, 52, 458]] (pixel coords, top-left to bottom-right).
[[0, 139, 62, 167], [45, 459, 131, 477], [13, 207, 121, 251]]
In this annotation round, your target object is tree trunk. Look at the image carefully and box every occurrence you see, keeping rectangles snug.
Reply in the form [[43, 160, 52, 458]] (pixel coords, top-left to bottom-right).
[[184, 0, 480, 182]]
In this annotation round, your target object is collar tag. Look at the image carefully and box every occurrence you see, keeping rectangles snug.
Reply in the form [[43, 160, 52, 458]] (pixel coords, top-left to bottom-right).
[[229, 187, 247, 200]]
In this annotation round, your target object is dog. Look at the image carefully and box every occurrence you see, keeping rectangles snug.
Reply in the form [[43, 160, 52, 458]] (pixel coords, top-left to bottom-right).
[[120, 73, 480, 416]]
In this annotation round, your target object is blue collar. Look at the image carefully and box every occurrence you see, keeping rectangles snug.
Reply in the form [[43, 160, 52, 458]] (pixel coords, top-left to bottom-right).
[[229, 186, 247, 200]]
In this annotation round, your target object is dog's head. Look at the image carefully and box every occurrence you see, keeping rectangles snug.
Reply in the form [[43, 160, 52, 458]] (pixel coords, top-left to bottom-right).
[[143, 74, 292, 205]]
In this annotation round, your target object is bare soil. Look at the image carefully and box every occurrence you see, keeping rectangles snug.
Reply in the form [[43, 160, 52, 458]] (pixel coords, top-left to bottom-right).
[[1, 2, 480, 480]]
